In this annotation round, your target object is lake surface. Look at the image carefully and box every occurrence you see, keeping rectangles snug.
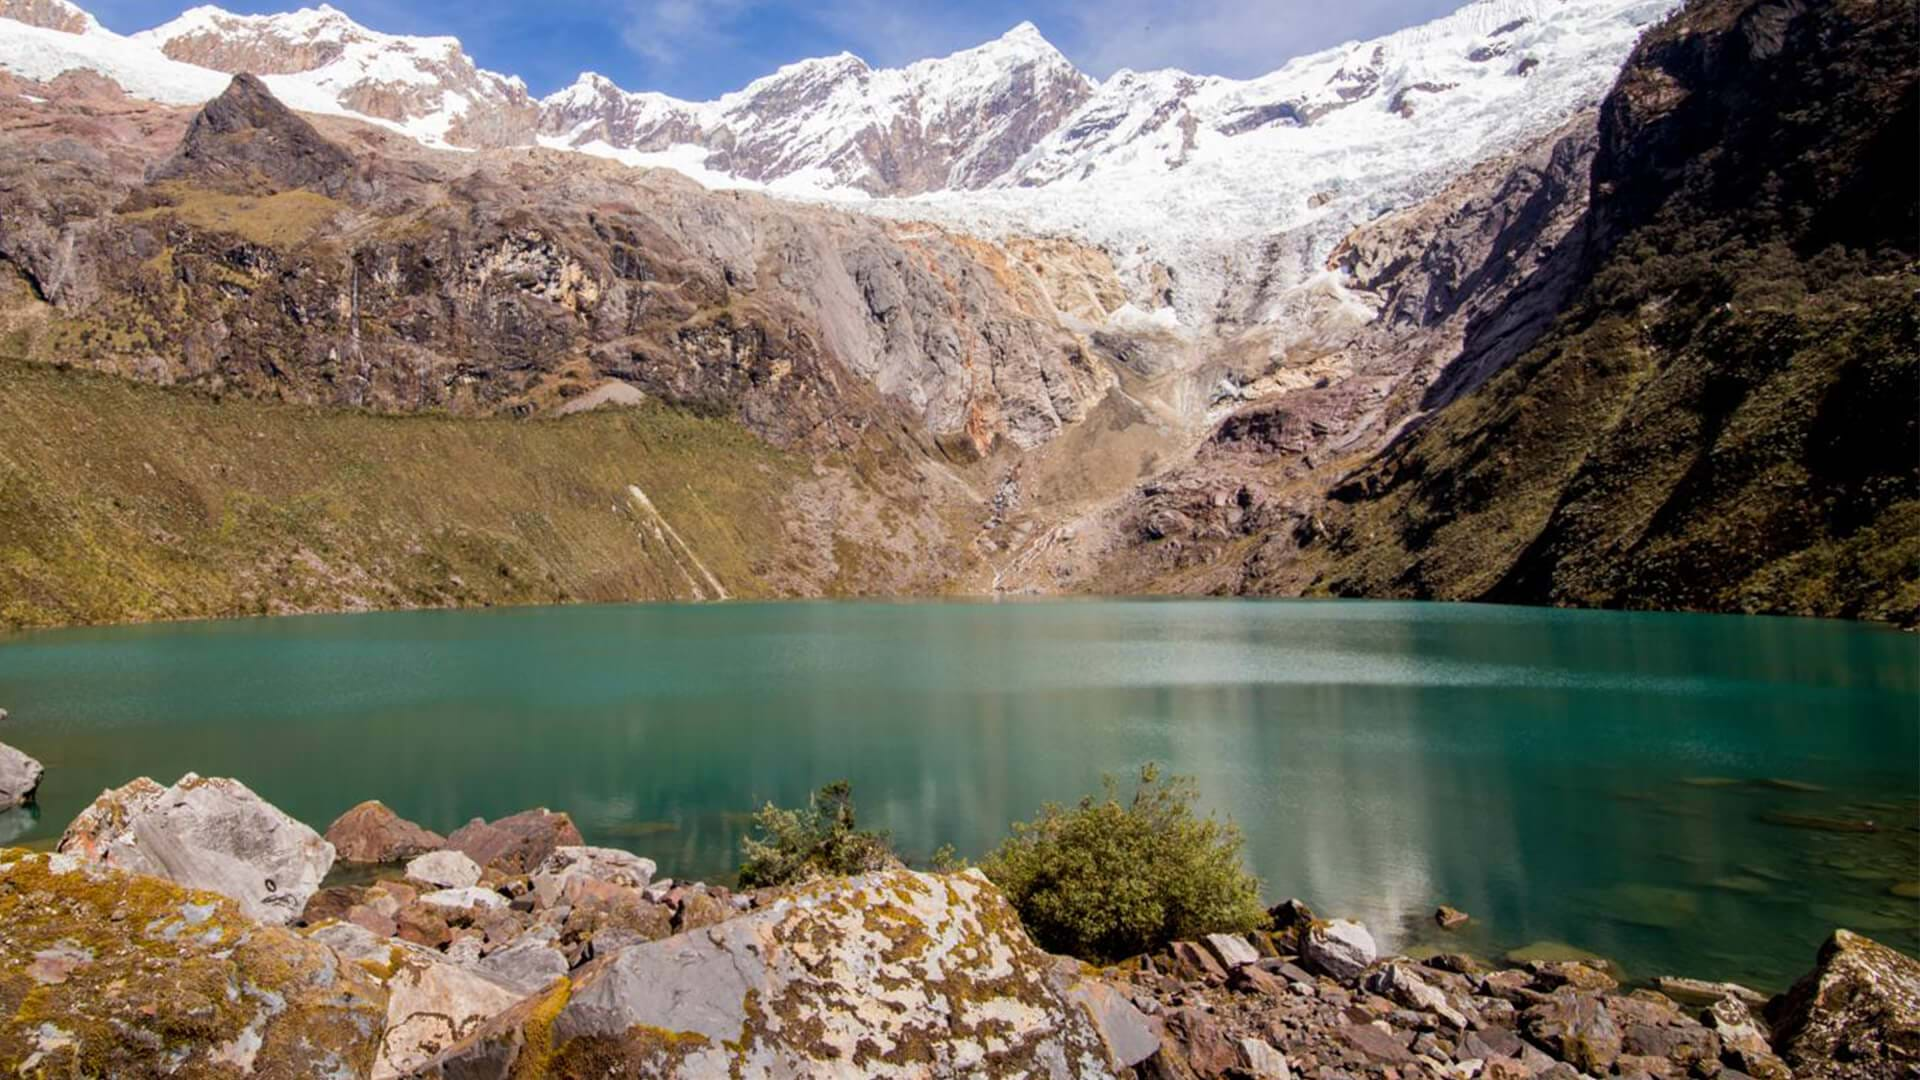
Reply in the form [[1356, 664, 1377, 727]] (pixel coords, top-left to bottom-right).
[[0, 600, 1914, 988]]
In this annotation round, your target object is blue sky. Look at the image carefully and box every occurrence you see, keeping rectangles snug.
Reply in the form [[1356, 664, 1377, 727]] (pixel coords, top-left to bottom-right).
[[81, 0, 1462, 99]]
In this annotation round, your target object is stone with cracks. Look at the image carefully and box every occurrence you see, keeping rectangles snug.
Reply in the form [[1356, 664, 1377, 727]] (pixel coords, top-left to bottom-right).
[[1204, 931, 1261, 969], [420, 868, 1124, 1077], [55, 773, 333, 925]]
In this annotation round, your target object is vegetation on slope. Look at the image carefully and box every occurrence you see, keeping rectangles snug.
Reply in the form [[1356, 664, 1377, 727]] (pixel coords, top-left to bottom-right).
[[1308, 0, 1919, 623], [0, 356, 804, 629]]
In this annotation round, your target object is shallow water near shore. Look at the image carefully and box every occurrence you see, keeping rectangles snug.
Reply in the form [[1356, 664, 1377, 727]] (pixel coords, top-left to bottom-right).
[[1, 599, 1914, 988]]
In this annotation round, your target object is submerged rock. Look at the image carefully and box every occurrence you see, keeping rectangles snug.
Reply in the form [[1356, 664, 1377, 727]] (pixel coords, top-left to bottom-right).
[[1768, 929, 1920, 1079], [325, 799, 446, 864], [0, 741, 42, 807], [55, 773, 333, 925], [421, 868, 1123, 1077], [0, 848, 384, 1076]]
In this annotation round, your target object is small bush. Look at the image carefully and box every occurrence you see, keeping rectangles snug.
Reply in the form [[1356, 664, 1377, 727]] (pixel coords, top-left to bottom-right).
[[736, 780, 901, 889], [981, 764, 1267, 963]]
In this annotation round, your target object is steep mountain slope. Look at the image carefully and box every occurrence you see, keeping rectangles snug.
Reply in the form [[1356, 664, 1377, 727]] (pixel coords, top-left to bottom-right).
[[1294, 0, 1919, 621]]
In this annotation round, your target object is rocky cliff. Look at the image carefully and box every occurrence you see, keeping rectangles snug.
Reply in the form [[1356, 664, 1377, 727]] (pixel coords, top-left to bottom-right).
[[1297, 0, 1919, 622]]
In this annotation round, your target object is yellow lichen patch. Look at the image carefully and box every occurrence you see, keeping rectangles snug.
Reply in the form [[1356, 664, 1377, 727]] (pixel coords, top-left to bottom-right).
[[0, 849, 384, 1076], [509, 976, 572, 1080]]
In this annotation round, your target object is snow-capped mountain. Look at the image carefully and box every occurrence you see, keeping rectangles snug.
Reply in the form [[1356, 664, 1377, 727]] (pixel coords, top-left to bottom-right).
[[538, 23, 1094, 197], [0, 0, 1679, 326]]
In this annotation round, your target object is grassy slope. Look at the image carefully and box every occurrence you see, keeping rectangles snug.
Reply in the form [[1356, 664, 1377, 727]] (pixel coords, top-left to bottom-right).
[[0, 358, 804, 628]]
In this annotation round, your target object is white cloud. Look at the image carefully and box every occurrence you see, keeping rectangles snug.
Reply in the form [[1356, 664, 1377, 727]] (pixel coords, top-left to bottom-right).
[[622, 0, 760, 71]]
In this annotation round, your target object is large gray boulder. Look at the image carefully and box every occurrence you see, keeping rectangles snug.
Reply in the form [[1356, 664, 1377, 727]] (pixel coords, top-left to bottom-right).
[[56, 773, 333, 925], [0, 741, 42, 806], [1303, 918, 1378, 982], [421, 868, 1124, 1077]]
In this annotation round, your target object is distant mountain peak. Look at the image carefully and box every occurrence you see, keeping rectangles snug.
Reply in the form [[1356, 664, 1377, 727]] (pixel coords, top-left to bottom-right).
[[0, 0, 97, 33]]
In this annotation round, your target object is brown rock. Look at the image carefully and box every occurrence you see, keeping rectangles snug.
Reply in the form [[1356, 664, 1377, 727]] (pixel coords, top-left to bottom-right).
[[1435, 904, 1470, 929], [395, 902, 452, 949], [1163, 1006, 1239, 1078], [1168, 940, 1231, 984], [300, 884, 366, 925], [1704, 997, 1791, 1080], [1523, 988, 1623, 1074], [446, 808, 585, 874], [672, 887, 730, 933], [1531, 958, 1621, 993], [346, 904, 399, 938], [1768, 929, 1920, 1080], [1338, 1022, 1416, 1065], [323, 799, 445, 864]]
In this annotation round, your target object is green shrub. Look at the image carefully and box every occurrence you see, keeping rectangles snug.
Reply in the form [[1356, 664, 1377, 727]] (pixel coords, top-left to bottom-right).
[[736, 780, 901, 889], [980, 764, 1268, 963]]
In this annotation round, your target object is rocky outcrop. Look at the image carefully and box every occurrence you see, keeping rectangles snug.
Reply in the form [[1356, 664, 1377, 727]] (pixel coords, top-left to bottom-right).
[[1769, 928, 1920, 1078], [446, 807, 584, 874], [56, 772, 334, 924], [325, 799, 445, 863], [150, 72, 359, 196], [0, 741, 42, 806], [0, 0, 91, 32], [1302, 0, 1920, 622], [0, 847, 385, 1076], [422, 868, 1123, 1077]]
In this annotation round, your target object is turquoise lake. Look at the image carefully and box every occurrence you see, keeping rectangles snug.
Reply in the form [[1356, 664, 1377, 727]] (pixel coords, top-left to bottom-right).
[[0, 599, 1913, 989]]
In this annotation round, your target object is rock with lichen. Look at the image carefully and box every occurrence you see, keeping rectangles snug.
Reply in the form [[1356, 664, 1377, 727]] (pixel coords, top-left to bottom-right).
[[418, 867, 1124, 1077], [1768, 929, 1920, 1079], [55, 773, 335, 925], [0, 847, 385, 1076]]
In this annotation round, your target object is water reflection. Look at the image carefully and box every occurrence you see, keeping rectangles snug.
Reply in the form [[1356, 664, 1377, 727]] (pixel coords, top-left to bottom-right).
[[0, 600, 1913, 987]]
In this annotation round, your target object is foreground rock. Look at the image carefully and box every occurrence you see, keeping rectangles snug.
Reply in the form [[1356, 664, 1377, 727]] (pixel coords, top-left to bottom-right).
[[1769, 928, 1920, 1078], [0, 848, 384, 1075], [57, 773, 334, 924], [0, 741, 42, 806], [421, 868, 1127, 1077], [446, 808, 584, 874], [310, 921, 525, 1079], [325, 799, 446, 863]]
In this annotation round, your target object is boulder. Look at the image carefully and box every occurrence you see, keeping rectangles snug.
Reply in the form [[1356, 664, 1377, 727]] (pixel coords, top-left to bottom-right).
[[1523, 989, 1623, 1074], [420, 868, 1123, 1076], [1435, 904, 1470, 929], [55, 773, 332, 925], [1052, 963, 1160, 1068], [446, 808, 584, 874], [0, 741, 43, 806], [1303, 919, 1378, 981], [1366, 962, 1469, 1029], [325, 800, 446, 863], [530, 843, 655, 908], [408, 848, 483, 889], [1239, 1036, 1293, 1079], [1768, 929, 1920, 1079], [0, 848, 384, 1076], [470, 935, 568, 997]]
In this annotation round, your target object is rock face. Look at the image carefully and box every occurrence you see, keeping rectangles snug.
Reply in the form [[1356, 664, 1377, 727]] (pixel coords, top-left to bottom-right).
[[1305, 0, 1920, 623], [325, 799, 446, 863], [55, 772, 334, 925], [0, 740, 42, 806], [446, 808, 585, 874], [0, 847, 385, 1076], [423, 868, 1122, 1077], [0, 0, 91, 32], [151, 71, 358, 196], [1769, 929, 1920, 1079]]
